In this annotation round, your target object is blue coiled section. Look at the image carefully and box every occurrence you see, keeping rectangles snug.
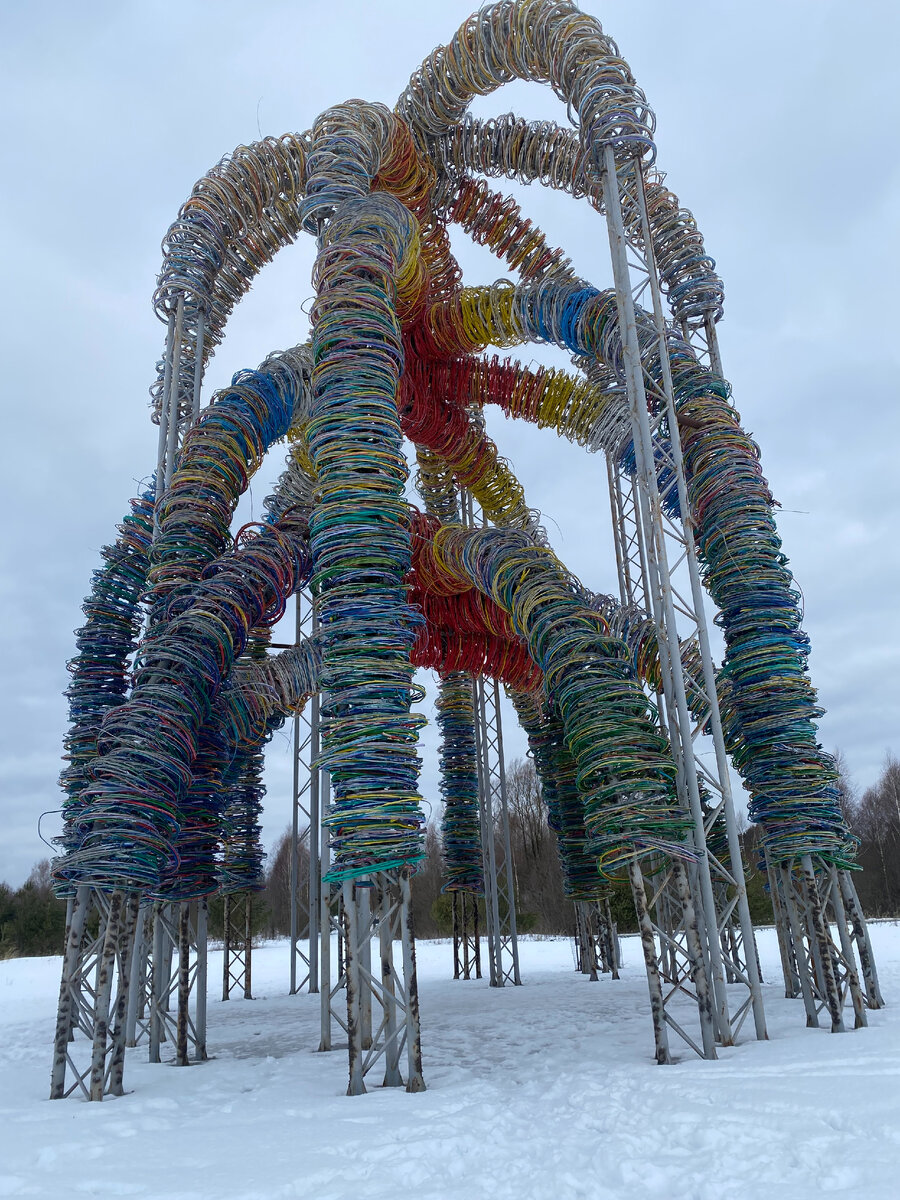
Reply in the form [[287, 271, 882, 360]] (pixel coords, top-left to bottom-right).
[[57, 489, 155, 869], [511, 690, 606, 900], [436, 672, 483, 894], [53, 360, 311, 894]]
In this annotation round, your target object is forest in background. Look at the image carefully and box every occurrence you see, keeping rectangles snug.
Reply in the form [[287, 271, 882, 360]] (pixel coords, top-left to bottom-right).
[[4, 753, 900, 958]]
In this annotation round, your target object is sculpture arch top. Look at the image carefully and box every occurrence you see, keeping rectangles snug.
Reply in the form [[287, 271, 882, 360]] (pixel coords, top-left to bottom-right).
[[57, 0, 847, 924]]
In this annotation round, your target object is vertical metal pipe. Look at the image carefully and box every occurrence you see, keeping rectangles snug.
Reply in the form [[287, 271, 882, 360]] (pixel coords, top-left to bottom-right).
[[358, 886, 372, 1050], [308, 685, 321, 994], [473, 892, 482, 979], [838, 871, 884, 1007], [601, 145, 731, 1042], [222, 893, 232, 1001], [703, 313, 724, 379], [154, 313, 176, 512], [800, 855, 844, 1032], [399, 872, 426, 1092], [318, 773, 333, 1052], [244, 895, 253, 1000], [195, 899, 208, 1060], [90, 890, 124, 1100], [672, 860, 718, 1059], [289, 597, 301, 995], [628, 860, 671, 1065], [343, 882, 365, 1096], [50, 885, 91, 1098], [632, 158, 767, 1042], [164, 296, 185, 489], [190, 311, 205, 424], [492, 678, 522, 985], [606, 458, 630, 606], [452, 891, 460, 979], [108, 891, 140, 1096], [766, 850, 800, 998], [829, 870, 866, 1029], [148, 903, 164, 1062], [780, 864, 820, 1027], [125, 902, 146, 1047], [176, 901, 191, 1065], [379, 880, 403, 1087], [475, 677, 503, 985], [604, 895, 620, 980]]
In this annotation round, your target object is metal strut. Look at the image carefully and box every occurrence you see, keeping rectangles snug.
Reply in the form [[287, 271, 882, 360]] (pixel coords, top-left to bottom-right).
[[452, 891, 482, 980], [574, 899, 620, 980], [147, 900, 208, 1066], [289, 587, 321, 995], [474, 674, 522, 987], [600, 144, 768, 1050], [222, 892, 253, 1000], [327, 873, 426, 1096]]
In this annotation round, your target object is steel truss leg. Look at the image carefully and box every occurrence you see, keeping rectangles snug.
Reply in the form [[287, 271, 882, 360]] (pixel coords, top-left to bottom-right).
[[770, 856, 868, 1031], [474, 676, 521, 987], [452, 890, 481, 980], [601, 145, 767, 1046], [332, 872, 426, 1096], [838, 870, 884, 1008], [222, 891, 253, 1000], [147, 900, 208, 1064], [51, 887, 141, 1100], [629, 856, 718, 1063], [290, 591, 321, 996]]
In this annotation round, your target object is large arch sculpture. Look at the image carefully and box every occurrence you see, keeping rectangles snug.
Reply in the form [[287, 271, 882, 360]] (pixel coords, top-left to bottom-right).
[[50, 0, 882, 1102]]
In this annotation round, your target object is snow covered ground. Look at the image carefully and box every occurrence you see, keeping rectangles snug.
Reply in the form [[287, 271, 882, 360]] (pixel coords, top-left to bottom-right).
[[1, 925, 899, 1200]]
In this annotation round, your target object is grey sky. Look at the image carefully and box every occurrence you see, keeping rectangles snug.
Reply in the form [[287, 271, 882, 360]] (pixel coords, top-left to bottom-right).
[[1, 0, 898, 886]]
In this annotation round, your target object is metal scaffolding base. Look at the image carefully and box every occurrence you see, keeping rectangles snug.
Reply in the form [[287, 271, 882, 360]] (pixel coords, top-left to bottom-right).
[[223, 891, 253, 1000], [147, 900, 208, 1066], [50, 887, 140, 1100], [451, 890, 482, 980], [474, 675, 521, 988], [318, 870, 425, 1096], [574, 899, 621, 981], [769, 856, 878, 1031], [629, 856, 718, 1064]]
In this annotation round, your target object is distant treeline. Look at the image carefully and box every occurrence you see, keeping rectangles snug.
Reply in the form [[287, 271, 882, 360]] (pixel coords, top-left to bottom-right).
[[5, 753, 899, 959]]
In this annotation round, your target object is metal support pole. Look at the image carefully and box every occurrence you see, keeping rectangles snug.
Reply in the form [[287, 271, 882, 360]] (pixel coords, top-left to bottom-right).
[[800, 855, 844, 1032], [195, 900, 208, 1059], [164, 296, 185, 490], [343, 881, 365, 1097], [492, 679, 521, 986], [108, 892, 140, 1097], [838, 870, 884, 1007], [632, 159, 767, 1042], [399, 871, 426, 1093], [89, 890, 123, 1101], [358, 886, 373, 1050], [50, 885, 91, 1098], [190, 312, 205, 423], [125, 903, 147, 1047], [829, 871, 867, 1029], [176, 902, 191, 1065], [629, 860, 671, 1065], [379, 883, 403, 1088], [474, 678, 503, 986], [779, 864, 820, 1027]]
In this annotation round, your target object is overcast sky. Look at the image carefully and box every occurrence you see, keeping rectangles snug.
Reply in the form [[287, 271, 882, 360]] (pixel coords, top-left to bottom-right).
[[1, 0, 898, 887]]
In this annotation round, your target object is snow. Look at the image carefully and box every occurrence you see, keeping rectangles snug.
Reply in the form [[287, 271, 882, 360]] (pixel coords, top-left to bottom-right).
[[1, 926, 899, 1200]]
